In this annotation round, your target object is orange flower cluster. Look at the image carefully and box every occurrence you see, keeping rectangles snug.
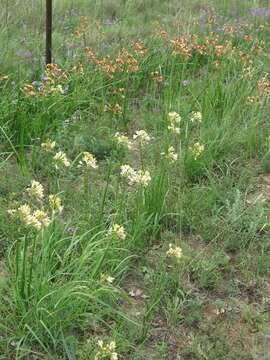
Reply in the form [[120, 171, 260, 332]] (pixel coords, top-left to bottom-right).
[[243, 65, 254, 80], [74, 16, 87, 37], [116, 48, 139, 74], [151, 71, 164, 84], [104, 103, 122, 114], [243, 35, 253, 42], [171, 37, 192, 59], [238, 51, 252, 63], [153, 21, 168, 39], [72, 63, 84, 76], [113, 87, 125, 100], [251, 39, 264, 54], [23, 64, 68, 97], [214, 41, 233, 58], [85, 47, 140, 79], [246, 96, 261, 105], [133, 41, 147, 57], [207, 12, 216, 26], [170, 32, 235, 61], [223, 26, 239, 37], [46, 63, 68, 83], [23, 84, 36, 96], [85, 48, 116, 79], [257, 77, 270, 96]]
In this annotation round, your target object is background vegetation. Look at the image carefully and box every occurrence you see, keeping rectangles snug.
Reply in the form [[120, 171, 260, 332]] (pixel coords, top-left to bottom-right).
[[0, 0, 270, 359]]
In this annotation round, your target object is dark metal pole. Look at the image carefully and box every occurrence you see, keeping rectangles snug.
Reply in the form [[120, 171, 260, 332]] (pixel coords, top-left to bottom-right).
[[46, 0, 52, 64]]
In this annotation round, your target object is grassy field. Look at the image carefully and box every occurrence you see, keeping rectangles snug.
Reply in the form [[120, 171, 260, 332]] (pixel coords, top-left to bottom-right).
[[1, 0, 270, 359]]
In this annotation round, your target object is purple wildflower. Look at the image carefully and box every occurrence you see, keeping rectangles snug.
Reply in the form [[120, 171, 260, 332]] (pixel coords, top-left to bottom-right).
[[41, 75, 49, 81], [32, 81, 43, 87], [249, 8, 270, 17], [183, 80, 190, 87], [67, 227, 76, 236], [63, 85, 69, 94], [16, 50, 33, 59]]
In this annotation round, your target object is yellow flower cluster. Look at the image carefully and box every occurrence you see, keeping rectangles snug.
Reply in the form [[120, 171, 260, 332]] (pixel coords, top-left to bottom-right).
[[114, 129, 151, 150], [95, 340, 118, 360], [49, 194, 63, 213], [74, 16, 87, 37], [190, 142, 204, 160], [100, 273, 115, 284], [190, 111, 202, 124], [0, 75, 8, 82], [41, 139, 56, 151], [53, 151, 71, 169], [151, 71, 164, 84], [107, 224, 126, 240], [78, 152, 98, 169], [114, 132, 133, 149], [120, 165, 151, 187], [168, 112, 181, 134], [9, 204, 50, 231], [8, 181, 64, 231], [133, 130, 151, 145], [26, 180, 44, 201], [161, 146, 178, 163], [72, 63, 84, 76], [166, 243, 182, 261]]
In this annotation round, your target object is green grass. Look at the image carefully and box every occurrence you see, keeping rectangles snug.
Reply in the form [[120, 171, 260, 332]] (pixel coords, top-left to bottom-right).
[[1, 0, 270, 359]]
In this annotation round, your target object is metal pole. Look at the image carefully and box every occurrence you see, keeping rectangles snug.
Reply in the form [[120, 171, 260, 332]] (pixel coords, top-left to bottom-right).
[[46, 0, 52, 64]]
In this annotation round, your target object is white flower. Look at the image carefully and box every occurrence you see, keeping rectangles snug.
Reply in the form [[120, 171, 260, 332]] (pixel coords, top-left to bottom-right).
[[161, 146, 178, 163], [18, 204, 31, 217], [168, 112, 181, 134], [24, 214, 42, 230], [111, 353, 118, 360], [18, 204, 41, 230], [168, 112, 181, 124], [120, 164, 136, 178], [133, 130, 151, 145], [95, 340, 118, 360], [114, 132, 133, 149], [107, 224, 126, 240], [26, 180, 44, 200], [49, 194, 63, 213], [33, 210, 51, 228], [121, 165, 151, 187], [7, 209, 17, 218], [190, 142, 204, 160], [168, 125, 180, 134], [100, 273, 115, 284], [133, 170, 151, 187], [53, 151, 70, 169], [97, 340, 104, 349], [190, 111, 202, 124], [166, 243, 182, 261], [41, 139, 56, 151], [78, 151, 98, 169]]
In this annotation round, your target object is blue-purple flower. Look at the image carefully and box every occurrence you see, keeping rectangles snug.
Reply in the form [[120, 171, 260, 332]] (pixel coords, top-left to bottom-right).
[[67, 227, 76, 236], [183, 80, 190, 87]]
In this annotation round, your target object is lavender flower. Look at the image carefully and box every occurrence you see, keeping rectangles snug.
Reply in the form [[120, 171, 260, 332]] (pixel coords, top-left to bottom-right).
[[67, 227, 76, 236], [183, 80, 190, 87], [17, 50, 33, 59], [249, 8, 270, 17], [63, 85, 69, 94], [32, 81, 43, 87], [41, 75, 49, 81]]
